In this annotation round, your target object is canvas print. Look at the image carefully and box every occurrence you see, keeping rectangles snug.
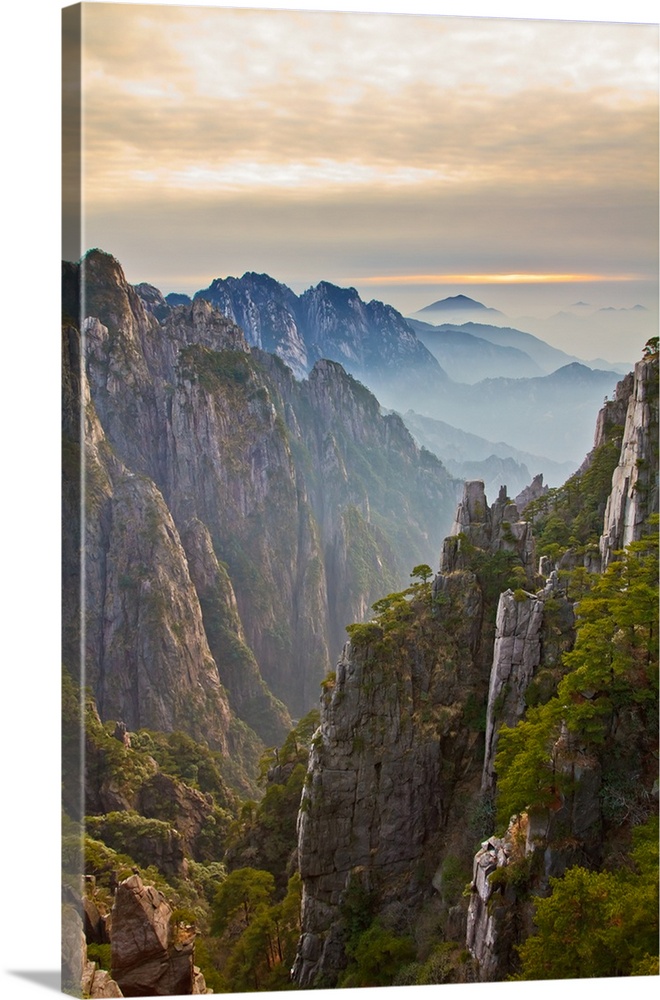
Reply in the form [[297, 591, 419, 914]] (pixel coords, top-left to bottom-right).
[[61, 2, 659, 996]]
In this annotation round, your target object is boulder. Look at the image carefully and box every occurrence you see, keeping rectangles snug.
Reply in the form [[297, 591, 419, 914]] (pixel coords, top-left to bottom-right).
[[62, 904, 86, 995], [111, 875, 195, 997], [83, 962, 124, 998]]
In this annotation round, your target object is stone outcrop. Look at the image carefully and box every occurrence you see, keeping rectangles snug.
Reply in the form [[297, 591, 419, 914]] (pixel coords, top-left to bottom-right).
[[599, 354, 659, 567], [110, 875, 196, 997], [466, 817, 529, 981], [514, 473, 548, 514], [82, 962, 124, 998], [293, 569, 489, 987], [481, 590, 544, 794], [441, 481, 536, 581]]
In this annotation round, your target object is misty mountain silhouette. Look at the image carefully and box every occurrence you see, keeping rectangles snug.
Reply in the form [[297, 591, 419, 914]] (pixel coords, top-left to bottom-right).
[[415, 294, 505, 317]]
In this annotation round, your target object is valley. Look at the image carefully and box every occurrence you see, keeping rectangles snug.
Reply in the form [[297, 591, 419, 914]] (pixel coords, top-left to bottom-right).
[[62, 251, 658, 995]]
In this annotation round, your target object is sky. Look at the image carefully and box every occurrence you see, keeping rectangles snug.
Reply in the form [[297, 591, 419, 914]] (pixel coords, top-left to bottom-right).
[[68, 1, 660, 360]]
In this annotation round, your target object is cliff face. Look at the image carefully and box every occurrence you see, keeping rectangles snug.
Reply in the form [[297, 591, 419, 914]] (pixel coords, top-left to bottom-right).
[[293, 480, 546, 987], [293, 344, 657, 986], [63, 250, 458, 756], [294, 578, 487, 987], [465, 353, 659, 981], [599, 354, 659, 567], [193, 272, 444, 387]]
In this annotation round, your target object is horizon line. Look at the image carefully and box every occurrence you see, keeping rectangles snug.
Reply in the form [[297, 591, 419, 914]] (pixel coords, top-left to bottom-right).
[[349, 273, 645, 285]]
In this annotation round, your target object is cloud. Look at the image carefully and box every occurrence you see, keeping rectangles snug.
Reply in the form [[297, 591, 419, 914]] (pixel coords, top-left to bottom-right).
[[82, 78, 658, 205], [81, 6, 659, 207], [75, 5, 658, 315]]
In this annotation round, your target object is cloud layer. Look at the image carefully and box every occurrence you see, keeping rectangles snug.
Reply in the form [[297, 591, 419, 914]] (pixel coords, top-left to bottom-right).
[[75, 4, 658, 354]]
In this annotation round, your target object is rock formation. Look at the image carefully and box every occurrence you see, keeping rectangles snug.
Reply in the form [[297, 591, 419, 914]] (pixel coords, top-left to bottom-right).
[[514, 473, 548, 514], [62, 250, 458, 746], [293, 617, 485, 987], [441, 481, 536, 581], [464, 351, 659, 980], [481, 590, 544, 794], [599, 354, 659, 567], [110, 875, 202, 997], [465, 810, 557, 982], [293, 483, 524, 986]]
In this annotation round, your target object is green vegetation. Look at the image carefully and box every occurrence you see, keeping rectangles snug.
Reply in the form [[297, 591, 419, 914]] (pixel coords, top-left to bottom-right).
[[339, 920, 417, 988], [643, 336, 659, 359], [129, 728, 237, 809], [513, 816, 659, 979], [525, 422, 625, 559], [345, 563, 437, 651], [394, 942, 474, 985], [85, 812, 180, 872], [495, 527, 658, 829], [452, 533, 528, 605], [211, 867, 276, 936], [224, 710, 318, 888], [71, 693, 322, 992], [177, 345, 254, 392], [211, 872, 302, 992]]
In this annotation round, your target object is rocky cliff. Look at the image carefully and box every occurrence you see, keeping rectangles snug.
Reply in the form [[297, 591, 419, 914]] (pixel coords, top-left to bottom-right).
[[193, 272, 444, 389], [465, 350, 659, 981], [294, 583, 488, 987], [63, 249, 458, 758], [599, 353, 659, 567], [293, 343, 658, 986], [292, 480, 547, 987]]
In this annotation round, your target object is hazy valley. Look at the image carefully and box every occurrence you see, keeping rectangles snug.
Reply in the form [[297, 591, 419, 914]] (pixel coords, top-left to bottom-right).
[[62, 250, 658, 996]]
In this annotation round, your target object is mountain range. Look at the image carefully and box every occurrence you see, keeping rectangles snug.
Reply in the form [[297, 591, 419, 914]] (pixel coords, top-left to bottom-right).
[[399, 409, 576, 497], [410, 294, 651, 372], [147, 274, 621, 470], [62, 250, 659, 996], [63, 250, 459, 758]]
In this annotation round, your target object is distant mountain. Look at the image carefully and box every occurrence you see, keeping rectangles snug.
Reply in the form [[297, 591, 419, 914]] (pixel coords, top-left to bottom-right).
[[156, 273, 619, 466], [190, 274, 447, 394], [405, 320, 544, 382], [410, 318, 585, 374], [425, 363, 621, 464], [414, 294, 506, 319], [598, 304, 647, 313], [587, 357, 630, 375], [400, 409, 577, 492], [165, 292, 192, 307]]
